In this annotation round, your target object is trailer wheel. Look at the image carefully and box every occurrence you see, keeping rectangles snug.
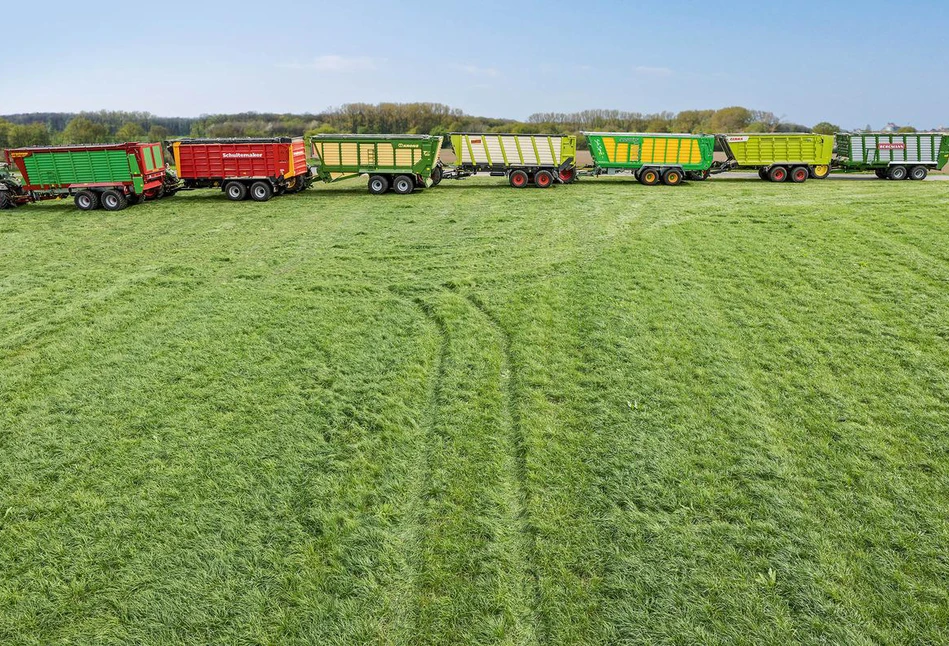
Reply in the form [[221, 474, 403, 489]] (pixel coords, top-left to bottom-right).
[[558, 167, 576, 183], [639, 168, 661, 186], [810, 164, 830, 179], [430, 165, 443, 186], [225, 182, 248, 201], [909, 166, 928, 181], [757, 168, 769, 181], [74, 190, 99, 211], [100, 189, 128, 211], [874, 169, 888, 179], [250, 181, 273, 202], [768, 166, 788, 182], [887, 165, 908, 181], [686, 170, 709, 181], [509, 169, 529, 188], [790, 166, 809, 183], [368, 175, 389, 195], [534, 170, 554, 188], [661, 168, 683, 186]]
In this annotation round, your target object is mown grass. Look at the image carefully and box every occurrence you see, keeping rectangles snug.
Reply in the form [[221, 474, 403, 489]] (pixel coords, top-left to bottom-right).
[[1, 176, 948, 645]]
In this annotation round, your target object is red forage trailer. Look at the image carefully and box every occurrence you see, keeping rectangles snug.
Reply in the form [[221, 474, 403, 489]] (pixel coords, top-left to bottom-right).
[[170, 137, 312, 201]]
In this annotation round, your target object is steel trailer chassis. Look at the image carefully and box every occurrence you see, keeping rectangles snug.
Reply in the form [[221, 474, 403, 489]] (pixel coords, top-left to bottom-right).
[[578, 165, 701, 186], [436, 158, 576, 188]]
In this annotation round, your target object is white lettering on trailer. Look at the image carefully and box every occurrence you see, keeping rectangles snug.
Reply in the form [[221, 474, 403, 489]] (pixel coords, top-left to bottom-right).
[[726, 136, 749, 143], [222, 152, 264, 158], [878, 143, 905, 150]]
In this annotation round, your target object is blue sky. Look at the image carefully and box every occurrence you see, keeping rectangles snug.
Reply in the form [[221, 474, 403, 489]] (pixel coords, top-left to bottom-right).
[[2, 0, 947, 128]]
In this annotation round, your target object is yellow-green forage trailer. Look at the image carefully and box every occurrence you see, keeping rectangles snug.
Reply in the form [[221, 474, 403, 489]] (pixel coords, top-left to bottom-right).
[[717, 134, 834, 182], [441, 133, 578, 188], [308, 134, 442, 194]]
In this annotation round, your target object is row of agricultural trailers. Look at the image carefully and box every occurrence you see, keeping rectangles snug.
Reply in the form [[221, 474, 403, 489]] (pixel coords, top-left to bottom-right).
[[1, 131, 947, 211]]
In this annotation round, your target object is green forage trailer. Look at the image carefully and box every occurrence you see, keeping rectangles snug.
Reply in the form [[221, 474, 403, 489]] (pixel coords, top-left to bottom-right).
[[307, 134, 442, 194], [716, 134, 834, 182], [834, 133, 949, 180], [442, 133, 578, 188], [583, 132, 716, 186], [2, 143, 177, 211]]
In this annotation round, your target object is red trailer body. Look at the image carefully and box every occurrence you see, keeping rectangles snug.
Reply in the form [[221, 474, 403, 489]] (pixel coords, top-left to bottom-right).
[[171, 137, 311, 201]]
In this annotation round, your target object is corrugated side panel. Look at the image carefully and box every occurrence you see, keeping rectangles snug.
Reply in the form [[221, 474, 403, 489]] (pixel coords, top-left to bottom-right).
[[457, 134, 565, 166], [725, 135, 832, 166], [847, 134, 942, 165], [178, 142, 288, 178], [21, 149, 132, 186]]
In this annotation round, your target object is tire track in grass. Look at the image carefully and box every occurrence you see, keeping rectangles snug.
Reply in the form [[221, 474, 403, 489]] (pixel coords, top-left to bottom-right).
[[391, 287, 536, 645], [385, 286, 448, 645], [464, 290, 544, 645]]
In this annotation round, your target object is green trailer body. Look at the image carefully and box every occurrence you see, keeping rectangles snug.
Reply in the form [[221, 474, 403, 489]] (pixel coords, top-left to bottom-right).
[[2, 142, 175, 210], [444, 133, 578, 187], [834, 133, 948, 180], [582, 132, 715, 185], [308, 134, 442, 194], [717, 134, 834, 182]]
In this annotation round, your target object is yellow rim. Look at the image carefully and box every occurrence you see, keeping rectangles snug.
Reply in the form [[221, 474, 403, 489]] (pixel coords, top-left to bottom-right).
[[645, 172, 656, 182], [668, 173, 679, 183], [814, 165, 829, 177]]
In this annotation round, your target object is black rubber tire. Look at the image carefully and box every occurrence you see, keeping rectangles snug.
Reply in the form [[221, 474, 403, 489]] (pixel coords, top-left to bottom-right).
[[887, 165, 908, 181], [558, 167, 576, 183], [509, 169, 529, 188], [430, 165, 442, 186], [225, 182, 248, 201], [909, 166, 928, 181], [100, 189, 128, 211], [638, 168, 661, 186], [74, 190, 99, 211], [393, 175, 414, 195], [809, 165, 831, 179], [534, 169, 554, 188], [0, 192, 10, 210], [874, 169, 888, 179], [768, 166, 788, 182], [368, 175, 389, 195], [790, 166, 809, 183], [758, 168, 769, 181], [661, 168, 683, 186], [250, 181, 273, 202], [686, 170, 709, 181]]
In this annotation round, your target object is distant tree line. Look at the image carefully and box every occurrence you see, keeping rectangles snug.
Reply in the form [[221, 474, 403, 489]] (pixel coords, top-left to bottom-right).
[[0, 104, 922, 150]]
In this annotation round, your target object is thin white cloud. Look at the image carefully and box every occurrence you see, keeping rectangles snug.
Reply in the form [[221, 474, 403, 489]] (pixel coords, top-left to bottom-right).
[[452, 64, 501, 78], [280, 55, 381, 72], [634, 65, 674, 77]]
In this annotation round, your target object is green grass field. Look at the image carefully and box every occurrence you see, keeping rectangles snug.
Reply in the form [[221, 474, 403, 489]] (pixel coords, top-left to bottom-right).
[[2, 177, 949, 645]]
